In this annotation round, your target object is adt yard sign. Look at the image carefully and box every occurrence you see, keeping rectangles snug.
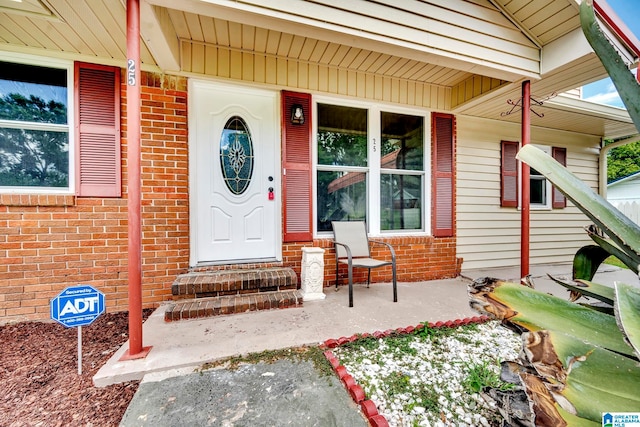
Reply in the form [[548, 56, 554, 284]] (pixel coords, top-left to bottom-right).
[[51, 285, 105, 328]]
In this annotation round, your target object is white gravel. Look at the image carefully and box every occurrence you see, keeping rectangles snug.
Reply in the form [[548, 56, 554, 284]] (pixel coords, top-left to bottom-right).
[[333, 321, 521, 427]]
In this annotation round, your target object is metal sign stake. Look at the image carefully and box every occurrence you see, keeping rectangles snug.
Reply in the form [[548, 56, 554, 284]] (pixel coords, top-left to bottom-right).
[[78, 326, 83, 375], [50, 285, 106, 376]]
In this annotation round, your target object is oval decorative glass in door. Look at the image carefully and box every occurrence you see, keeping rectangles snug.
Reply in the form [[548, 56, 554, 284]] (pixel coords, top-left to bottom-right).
[[219, 116, 254, 195]]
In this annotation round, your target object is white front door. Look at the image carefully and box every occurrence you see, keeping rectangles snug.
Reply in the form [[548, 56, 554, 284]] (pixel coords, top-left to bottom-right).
[[190, 81, 280, 264]]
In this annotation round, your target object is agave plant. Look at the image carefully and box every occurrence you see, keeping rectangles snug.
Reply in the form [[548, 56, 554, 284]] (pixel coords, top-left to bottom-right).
[[469, 145, 640, 426], [468, 2, 640, 425]]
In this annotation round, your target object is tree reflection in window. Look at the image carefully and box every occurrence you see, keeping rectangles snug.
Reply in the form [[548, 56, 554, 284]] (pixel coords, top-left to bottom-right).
[[316, 104, 368, 231], [380, 112, 424, 230], [0, 61, 68, 188]]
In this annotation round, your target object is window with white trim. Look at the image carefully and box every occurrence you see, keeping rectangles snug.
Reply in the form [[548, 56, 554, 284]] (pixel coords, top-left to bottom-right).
[[530, 145, 552, 208], [500, 141, 566, 209], [0, 57, 72, 192], [315, 100, 428, 234]]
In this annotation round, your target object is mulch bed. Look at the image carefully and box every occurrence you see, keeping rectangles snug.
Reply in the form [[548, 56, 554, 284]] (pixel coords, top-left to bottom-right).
[[1, 309, 152, 427]]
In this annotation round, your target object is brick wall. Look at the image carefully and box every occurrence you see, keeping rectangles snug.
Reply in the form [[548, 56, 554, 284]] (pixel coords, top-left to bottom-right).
[[283, 236, 461, 288], [0, 70, 462, 324], [0, 71, 190, 323]]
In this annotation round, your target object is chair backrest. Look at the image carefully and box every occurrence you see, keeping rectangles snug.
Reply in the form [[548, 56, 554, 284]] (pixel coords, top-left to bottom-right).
[[332, 221, 371, 258]]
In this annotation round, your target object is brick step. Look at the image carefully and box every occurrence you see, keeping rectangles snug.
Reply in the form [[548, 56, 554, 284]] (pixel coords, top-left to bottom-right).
[[171, 267, 298, 297], [164, 290, 303, 321]]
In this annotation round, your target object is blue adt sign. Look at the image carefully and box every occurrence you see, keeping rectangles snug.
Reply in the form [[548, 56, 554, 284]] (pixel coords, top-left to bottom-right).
[[51, 285, 105, 328]]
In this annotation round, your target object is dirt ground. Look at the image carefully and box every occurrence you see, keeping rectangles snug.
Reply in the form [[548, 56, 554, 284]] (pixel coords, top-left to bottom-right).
[[0, 309, 152, 427]]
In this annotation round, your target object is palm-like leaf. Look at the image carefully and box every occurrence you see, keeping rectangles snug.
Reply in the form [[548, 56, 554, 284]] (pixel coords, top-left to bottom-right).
[[615, 282, 640, 357], [469, 278, 634, 356], [521, 330, 640, 423], [572, 244, 610, 281], [517, 145, 640, 260], [547, 275, 614, 305], [580, 0, 640, 129]]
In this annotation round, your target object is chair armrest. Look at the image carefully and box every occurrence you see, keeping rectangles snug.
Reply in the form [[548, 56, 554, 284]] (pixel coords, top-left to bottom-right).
[[333, 241, 353, 260], [368, 240, 396, 261]]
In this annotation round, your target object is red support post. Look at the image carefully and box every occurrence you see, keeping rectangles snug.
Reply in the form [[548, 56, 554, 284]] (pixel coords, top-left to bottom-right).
[[121, 0, 151, 360], [520, 80, 531, 279]]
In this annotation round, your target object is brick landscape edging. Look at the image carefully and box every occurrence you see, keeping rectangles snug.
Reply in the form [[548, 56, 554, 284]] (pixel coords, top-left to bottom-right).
[[321, 315, 491, 427]]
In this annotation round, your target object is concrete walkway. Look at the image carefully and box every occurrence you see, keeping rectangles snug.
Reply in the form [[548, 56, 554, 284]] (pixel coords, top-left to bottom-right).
[[105, 263, 637, 426], [95, 263, 638, 387], [95, 277, 475, 387]]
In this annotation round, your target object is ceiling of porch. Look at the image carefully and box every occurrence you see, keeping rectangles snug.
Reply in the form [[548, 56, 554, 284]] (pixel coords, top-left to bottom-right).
[[0, 0, 636, 138]]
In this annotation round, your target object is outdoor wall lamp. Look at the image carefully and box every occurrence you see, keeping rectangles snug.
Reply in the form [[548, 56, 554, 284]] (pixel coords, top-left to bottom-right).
[[290, 104, 305, 125]]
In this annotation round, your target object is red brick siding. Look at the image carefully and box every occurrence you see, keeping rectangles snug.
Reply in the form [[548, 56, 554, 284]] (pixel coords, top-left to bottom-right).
[[283, 236, 461, 288], [0, 70, 462, 323], [136, 73, 190, 308], [0, 71, 190, 323]]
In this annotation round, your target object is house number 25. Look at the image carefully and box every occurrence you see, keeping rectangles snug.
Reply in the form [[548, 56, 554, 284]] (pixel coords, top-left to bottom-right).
[[372, 138, 376, 152], [127, 59, 136, 86]]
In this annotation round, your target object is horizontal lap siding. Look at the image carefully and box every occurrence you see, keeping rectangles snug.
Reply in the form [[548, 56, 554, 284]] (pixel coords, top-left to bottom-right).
[[608, 178, 640, 201], [182, 41, 452, 110], [214, 0, 538, 74], [457, 116, 600, 271]]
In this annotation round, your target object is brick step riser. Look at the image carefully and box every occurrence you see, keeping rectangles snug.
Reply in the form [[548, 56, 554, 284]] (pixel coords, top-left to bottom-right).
[[175, 281, 297, 297], [172, 268, 298, 297], [164, 290, 303, 322]]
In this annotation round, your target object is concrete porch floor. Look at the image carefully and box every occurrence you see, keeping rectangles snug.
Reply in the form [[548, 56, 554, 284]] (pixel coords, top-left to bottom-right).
[[94, 263, 638, 387]]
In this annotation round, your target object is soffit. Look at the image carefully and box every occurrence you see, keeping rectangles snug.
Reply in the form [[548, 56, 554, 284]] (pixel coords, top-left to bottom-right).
[[489, 0, 581, 47], [0, 0, 157, 66], [0, 0, 633, 139]]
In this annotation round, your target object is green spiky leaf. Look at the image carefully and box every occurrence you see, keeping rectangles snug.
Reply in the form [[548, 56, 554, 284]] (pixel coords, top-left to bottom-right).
[[469, 278, 634, 356], [589, 231, 640, 274], [522, 330, 640, 423], [557, 406, 601, 427], [547, 274, 615, 305], [615, 282, 640, 357], [572, 245, 611, 281], [517, 145, 640, 261], [580, 0, 640, 130]]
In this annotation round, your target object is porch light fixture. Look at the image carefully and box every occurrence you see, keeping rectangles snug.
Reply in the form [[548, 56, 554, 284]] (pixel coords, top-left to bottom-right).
[[290, 104, 305, 125]]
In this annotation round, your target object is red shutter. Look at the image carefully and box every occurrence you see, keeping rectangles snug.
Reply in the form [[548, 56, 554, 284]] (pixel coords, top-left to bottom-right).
[[282, 91, 312, 242], [552, 146, 567, 208], [501, 140, 519, 207], [75, 62, 121, 197], [432, 113, 455, 237]]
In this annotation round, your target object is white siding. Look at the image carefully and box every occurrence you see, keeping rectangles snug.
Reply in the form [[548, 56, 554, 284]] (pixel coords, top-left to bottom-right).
[[457, 116, 600, 271], [608, 176, 640, 203], [176, 0, 540, 78]]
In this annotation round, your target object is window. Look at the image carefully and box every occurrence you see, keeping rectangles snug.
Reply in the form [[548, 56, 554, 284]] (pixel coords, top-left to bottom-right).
[[529, 145, 551, 208], [0, 56, 121, 197], [0, 59, 71, 191], [316, 104, 368, 232], [380, 112, 424, 230], [500, 141, 566, 209], [315, 101, 427, 234], [220, 116, 254, 195], [530, 166, 548, 206]]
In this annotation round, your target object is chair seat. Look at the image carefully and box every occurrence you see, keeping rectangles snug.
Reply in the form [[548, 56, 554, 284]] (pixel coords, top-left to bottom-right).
[[338, 258, 392, 268]]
